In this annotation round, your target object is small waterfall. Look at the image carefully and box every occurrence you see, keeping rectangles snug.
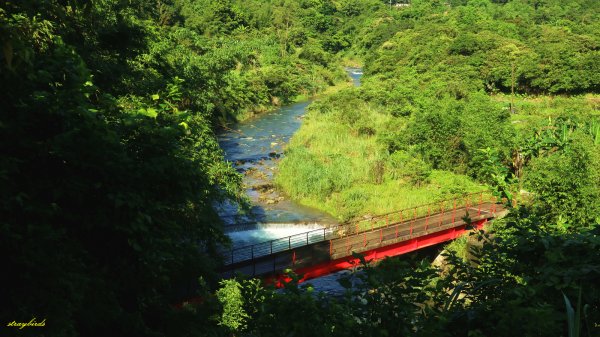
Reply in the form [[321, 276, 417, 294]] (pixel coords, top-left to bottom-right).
[[223, 221, 329, 233], [225, 222, 335, 248]]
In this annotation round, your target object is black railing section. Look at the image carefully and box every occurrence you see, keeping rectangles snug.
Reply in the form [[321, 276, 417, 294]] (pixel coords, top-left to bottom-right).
[[222, 191, 496, 266]]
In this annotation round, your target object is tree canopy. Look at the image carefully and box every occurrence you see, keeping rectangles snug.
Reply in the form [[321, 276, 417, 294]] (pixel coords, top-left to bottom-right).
[[2, 0, 600, 336]]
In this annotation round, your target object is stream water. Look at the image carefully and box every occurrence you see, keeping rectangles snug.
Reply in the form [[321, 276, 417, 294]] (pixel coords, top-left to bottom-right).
[[217, 99, 337, 229], [217, 68, 362, 244], [217, 68, 363, 295]]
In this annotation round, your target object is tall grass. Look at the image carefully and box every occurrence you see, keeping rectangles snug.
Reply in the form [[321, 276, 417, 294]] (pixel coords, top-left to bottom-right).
[[490, 94, 600, 133], [590, 119, 600, 145], [276, 89, 486, 221]]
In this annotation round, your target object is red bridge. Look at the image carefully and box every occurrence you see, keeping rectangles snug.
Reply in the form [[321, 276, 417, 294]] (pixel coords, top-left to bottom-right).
[[220, 192, 507, 282]]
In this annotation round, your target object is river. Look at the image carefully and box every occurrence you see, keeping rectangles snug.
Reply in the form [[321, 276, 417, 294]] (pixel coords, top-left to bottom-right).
[[217, 68, 362, 246], [217, 68, 363, 295]]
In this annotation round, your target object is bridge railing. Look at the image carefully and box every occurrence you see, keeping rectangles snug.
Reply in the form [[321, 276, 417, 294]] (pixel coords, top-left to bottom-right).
[[225, 227, 338, 264], [223, 191, 497, 265], [345, 190, 496, 234]]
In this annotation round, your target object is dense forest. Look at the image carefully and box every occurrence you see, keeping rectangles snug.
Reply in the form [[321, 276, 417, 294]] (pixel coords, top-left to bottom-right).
[[1, 0, 599, 336], [278, 0, 600, 223]]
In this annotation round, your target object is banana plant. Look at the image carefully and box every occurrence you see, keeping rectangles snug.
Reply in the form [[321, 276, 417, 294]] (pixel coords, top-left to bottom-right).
[[477, 147, 515, 204], [589, 119, 600, 145], [562, 287, 591, 337]]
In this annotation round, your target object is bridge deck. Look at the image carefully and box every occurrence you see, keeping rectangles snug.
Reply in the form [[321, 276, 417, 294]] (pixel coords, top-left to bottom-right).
[[220, 198, 506, 280]]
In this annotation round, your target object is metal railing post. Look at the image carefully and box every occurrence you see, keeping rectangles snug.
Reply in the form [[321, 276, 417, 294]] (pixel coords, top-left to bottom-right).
[[346, 236, 351, 254], [452, 199, 457, 224], [425, 206, 430, 231], [413, 207, 417, 226]]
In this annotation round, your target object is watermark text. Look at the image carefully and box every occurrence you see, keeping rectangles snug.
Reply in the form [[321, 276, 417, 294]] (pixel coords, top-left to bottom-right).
[[6, 318, 46, 329]]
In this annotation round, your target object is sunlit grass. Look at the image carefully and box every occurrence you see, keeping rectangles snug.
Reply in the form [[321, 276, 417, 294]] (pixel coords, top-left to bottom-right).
[[287, 170, 485, 222], [491, 93, 600, 132], [276, 93, 487, 221]]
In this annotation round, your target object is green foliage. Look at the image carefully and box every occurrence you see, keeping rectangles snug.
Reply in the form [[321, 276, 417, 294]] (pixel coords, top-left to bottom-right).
[[475, 147, 515, 202], [386, 150, 432, 186], [277, 86, 485, 220], [216, 279, 249, 332], [524, 130, 600, 231], [268, 1, 600, 335], [279, 0, 600, 228], [277, 146, 353, 200], [366, 0, 599, 95], [406, 102, 468, 171], [200, 209, 600, 336], [4, 0, 600, 335], [562, 288, 583, 337], [1, 24, 241, 333], [590, 119, 600, 145], [0, 0, 396, 334], [449, 208, 600, 336]]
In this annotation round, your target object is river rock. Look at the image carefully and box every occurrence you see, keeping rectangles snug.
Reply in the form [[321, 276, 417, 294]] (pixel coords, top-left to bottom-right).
[[252, 183, 273, 191]]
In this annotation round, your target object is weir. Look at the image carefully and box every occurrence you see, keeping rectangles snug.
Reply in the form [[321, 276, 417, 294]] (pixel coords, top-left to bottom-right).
[[223, 222, 327, 234], [219, 192, 507, 282], [225, 223, 328, 249]]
